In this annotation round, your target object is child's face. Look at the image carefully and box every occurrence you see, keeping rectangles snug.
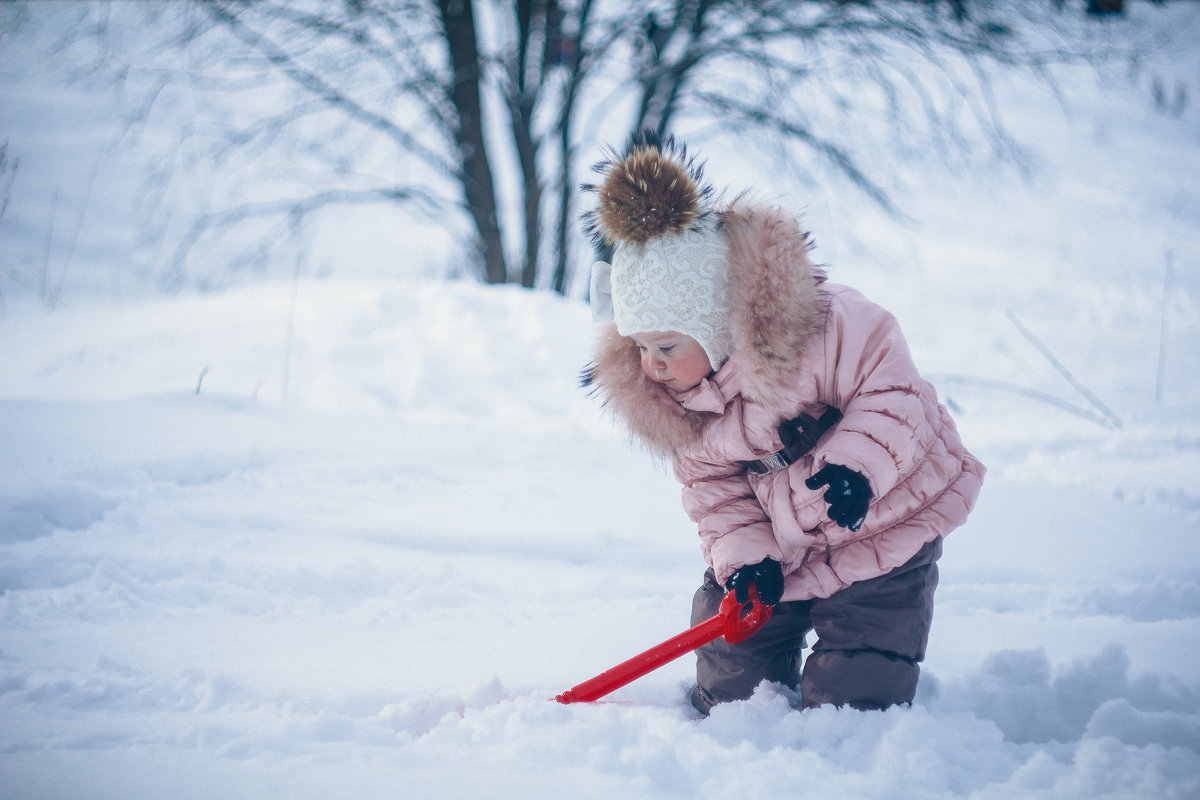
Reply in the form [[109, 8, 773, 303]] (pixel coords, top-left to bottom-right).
[[631, 331, 713, 391]]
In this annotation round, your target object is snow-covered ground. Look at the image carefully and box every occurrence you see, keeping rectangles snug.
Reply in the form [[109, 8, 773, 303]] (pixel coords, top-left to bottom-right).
[[3, 4, 1200, 799]]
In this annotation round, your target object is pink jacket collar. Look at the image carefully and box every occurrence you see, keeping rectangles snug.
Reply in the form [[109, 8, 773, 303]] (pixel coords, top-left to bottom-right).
[[670, 361, 741, 414]]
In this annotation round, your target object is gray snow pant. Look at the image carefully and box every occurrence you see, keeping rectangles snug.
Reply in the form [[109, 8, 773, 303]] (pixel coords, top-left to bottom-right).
[[690, 537, 941, 714]]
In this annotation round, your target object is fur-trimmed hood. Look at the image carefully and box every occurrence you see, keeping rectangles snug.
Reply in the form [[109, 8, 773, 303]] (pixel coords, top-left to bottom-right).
[[584, 202, 829, 457]]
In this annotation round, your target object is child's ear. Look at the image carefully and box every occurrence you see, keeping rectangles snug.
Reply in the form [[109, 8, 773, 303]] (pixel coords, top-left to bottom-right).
[[589, 261, 614, 323]]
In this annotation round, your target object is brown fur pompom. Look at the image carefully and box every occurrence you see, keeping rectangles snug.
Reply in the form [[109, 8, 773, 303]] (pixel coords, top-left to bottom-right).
[[582, 130, 714, 248]]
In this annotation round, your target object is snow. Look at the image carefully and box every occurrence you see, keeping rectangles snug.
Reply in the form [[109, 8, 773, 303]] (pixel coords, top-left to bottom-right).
[[3, 4, 1200, 799]]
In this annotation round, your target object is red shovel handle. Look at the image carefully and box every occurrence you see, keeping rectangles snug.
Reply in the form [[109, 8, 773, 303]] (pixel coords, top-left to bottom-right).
[[718, 587, 773, 644], [555, 587, 773, 704]]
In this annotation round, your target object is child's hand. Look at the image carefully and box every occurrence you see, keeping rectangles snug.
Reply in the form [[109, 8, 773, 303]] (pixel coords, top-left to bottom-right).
[[725, 558, 784, 606], [805, 464, 872, 532]]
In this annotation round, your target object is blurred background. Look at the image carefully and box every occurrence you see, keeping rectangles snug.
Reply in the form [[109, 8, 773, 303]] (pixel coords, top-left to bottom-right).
[[4, 0, 1192, 304]]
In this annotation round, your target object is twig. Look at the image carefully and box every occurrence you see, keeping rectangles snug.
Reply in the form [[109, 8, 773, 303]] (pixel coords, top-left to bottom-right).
[[281, 247, 302, 407], [47, 141, 105, 310], [928, 373, 1119, 430], [1006, 309, 1122, 429], [40, 187, 60, 307], [1156, 249, 1173, 404]]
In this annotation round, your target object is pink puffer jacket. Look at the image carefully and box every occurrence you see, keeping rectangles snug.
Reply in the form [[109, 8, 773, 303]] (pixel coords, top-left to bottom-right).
[[586, 202, 985, 601]]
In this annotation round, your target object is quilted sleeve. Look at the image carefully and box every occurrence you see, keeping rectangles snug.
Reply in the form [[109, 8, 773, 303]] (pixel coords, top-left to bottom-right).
[[677, 463, 783, 586], [812, 289, 938, 501]]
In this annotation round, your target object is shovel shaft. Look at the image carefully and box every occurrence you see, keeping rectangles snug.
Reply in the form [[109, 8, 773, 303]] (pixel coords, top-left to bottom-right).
[[554, 588, 772, 704], [554, 614, 727, 704]]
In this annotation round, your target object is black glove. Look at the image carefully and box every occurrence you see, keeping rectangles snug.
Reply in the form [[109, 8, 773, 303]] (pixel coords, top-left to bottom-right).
[[725, 558, 784, 606], [805, 463, 872, 532]]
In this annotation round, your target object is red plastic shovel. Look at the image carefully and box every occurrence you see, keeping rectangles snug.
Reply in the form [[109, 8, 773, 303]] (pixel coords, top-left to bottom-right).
[[554, 587, 773, 704]]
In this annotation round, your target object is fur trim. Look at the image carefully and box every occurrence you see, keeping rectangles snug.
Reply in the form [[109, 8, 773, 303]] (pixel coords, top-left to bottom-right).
[[586, 201, 829, 456], [581, 130, 715, 248], [721, 201, 828, 408], [583, 323, 713, 457]]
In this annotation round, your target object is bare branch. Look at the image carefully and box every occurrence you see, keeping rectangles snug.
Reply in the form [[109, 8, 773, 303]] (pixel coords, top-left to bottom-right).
[[694, 89, 904, 218], [199, 0, 455, 177], [928, 373, 1121, 431], [166, 185, 446, 288]]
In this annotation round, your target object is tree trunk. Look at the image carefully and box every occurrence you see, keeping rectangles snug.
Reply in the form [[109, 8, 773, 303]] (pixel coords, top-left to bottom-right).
[[510, 0, 542, 289], [514, 103, 541, 289], [438, 0, 508, 284]]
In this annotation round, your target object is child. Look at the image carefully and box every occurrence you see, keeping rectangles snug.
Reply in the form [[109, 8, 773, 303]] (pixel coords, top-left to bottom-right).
[[581, 131, 985, 714]]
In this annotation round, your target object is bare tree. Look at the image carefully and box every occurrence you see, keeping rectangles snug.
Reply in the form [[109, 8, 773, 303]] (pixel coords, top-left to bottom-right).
[[162, 0, 615, 290], [22, 0, 1143, 295], [611, 1, 1122, 216]]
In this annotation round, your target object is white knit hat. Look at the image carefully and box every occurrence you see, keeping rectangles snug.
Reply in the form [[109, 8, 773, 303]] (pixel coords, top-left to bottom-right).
[[610, 225, 730, 368], [583, 131, 731, 369]]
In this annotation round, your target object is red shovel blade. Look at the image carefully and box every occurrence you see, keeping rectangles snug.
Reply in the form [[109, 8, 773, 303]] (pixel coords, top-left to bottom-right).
[[554, 588, 772, 704]]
